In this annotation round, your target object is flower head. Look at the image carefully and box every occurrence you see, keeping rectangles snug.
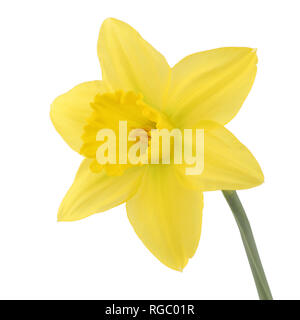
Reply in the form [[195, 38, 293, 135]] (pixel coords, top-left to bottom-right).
[[50, 18, 263, 271]]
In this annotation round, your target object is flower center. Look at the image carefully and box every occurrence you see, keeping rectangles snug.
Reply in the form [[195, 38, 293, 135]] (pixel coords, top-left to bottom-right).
[[80, 90, 172, 175]]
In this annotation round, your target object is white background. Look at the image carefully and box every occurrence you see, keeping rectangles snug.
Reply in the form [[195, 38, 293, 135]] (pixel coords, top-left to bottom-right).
[[0, 0, 299, 300]]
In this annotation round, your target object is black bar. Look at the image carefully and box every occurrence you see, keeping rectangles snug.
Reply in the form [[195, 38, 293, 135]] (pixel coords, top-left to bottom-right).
[[0, 300, 298, 318]]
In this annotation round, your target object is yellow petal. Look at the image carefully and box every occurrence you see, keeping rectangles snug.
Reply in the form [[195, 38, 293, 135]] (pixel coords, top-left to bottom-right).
[[165, 47, 257, 128], [182, 121, 264, 191], [50, 81, 108, 153], [58, 159, 144, 221], [126, 165, 203, 271], [98, 18, 171, 110]]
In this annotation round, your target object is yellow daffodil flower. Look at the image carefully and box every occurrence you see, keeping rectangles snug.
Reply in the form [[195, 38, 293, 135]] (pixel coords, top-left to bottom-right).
[[50, 18, 263, 271]]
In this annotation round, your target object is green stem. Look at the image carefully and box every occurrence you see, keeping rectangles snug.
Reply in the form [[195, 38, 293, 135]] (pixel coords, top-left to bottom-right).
[[222, 190, 273, 300]]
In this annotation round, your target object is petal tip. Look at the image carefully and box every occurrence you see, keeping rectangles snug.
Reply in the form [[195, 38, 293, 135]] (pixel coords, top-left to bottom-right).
[[57, 209, 66, 222], [257, 169, 265, 185], [253, 160, 264, 186], [101, 17, 124, 29], [171, 257, 190, 272], [251, 48, 258, 64]]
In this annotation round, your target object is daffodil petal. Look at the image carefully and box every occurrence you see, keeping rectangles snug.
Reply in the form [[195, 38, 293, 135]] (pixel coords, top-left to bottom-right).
[[165, 47, 257, 127], [183, 121, 264, 191], [126, 165, 203, 271], [58, 159, 144, 221], [50, 81, 109, 153], [98, 18, 171, 110]]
